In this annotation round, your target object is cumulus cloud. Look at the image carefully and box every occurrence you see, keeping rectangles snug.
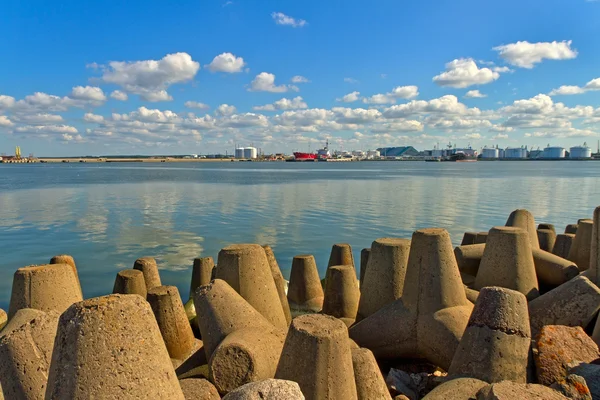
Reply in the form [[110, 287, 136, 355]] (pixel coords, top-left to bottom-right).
[[14, 124, 78, 135], [0, 116, 13, 126], [249, 72, 298, 93], [382, 95, 481, 119], [70, 86, 106, 102], [549, 85, 586, 96], [331, 107, 381, 124], [363, 86, 419, 104], [185, 101, 210, 110], [464, 90, 487, 98], [84, 113, 104, 123], [291, 75, 310, 83], [492, 133, 509, 140], [493, 40, 578, 68], [370, 120, 423, 133], [0, 95, 16, 109], [585, 78, 600, 90], [110, 90, 128, 101], [253, 96, 308, 111], [206, 52, 246, 73], [215, 104, 237, 116], [337, 91, 360, 103], [433, 58, 500, 88], [363, 94, 394, 104], [14, 113, 64, 124], [271, 12, 307, 27]]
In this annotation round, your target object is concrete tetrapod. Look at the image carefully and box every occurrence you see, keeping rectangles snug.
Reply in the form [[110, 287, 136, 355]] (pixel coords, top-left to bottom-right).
[[0, 309, 59, 400], [209, 327, 286, 394], [449, 287, 531, 383], [287, 255, 324, 313], [133, 256, 162, 291], [216, 244, 287, 329], [352, 348, 392, 400], [359, 248, 371, 287], [193, 279, 276, 360], [532, 249, 579, 289], [350, 228, 473, 370], [461, 232, 488, 245], [263, 245, 292, 325], [474, 227, 540, 300], [179, 378, 220, 400], [565, 224, 579, 234], [538, 229, 557, 253], [422, 378, 488, 400], [222, 379, 305, 400], [322, 264, 360, 326], [357, 238, 410, 321], [455, 243, 485, 277], [0, 309, 6, 331], [569, 219, 593, 272], [49, 254, 82, 297], [591, 206, 600, 285], [190, 257, 214, 299], [506, 209, 540, 250], [45, 294, 184, 399], [8, 263, 83, 319], [112, 269, 147, 298], [529, 275, 600, 338], [553, 234, 576, 261], [275, 314, 358, 400], [327, 243, 355, 269], [538, 223, 556, 232]]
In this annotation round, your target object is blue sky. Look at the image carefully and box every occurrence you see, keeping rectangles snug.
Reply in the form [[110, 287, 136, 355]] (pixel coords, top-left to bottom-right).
[[1, 0, 600, 156]]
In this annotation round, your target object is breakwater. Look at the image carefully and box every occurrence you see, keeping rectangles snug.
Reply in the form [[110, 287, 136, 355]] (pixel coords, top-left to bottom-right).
[[1, 207, 600, 399]]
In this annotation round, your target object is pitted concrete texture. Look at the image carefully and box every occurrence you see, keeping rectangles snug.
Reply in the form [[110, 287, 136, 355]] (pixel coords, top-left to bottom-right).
[[529, 275, 600, 338], [591, 206, 600, 285], [0, 308, 45, 338], [474, 227, 539, 300], [275, 314, 358, 400], [263, 245, 292, 325], [222, 379, 305, 400], [193, 279, 275, 360], [449, 287, 531, 383], [566, 224, 579, 234], [190, 257, 215, 299], [455, 243, 485, 277], [476, 381, 569, 399], [550, 374, 592, 400], [49, 254, 82, 297], [539, 223, 556, 232], [287, 255, 324, 313], [350, 228, 473, 370], [216, 244, 287, 329], [569, 220, 594, 272], [352, 348, 392, 400], [133, 256, 162, 290], [554, 233, 576, 260], [328, 243, 355, 269], [112, 269, 147, 298], [8, 263, 83, 319], [423, 377, 488, 399], [532, 249, 579, 288], [538, 229, 557, 252], [147, 285, 196, 360], [322, 264, 360, 326], [465, 286, 480, 304], [357, 238, 410, 321], [45, 294, 184, 399], [0, 309, 6, 331], [0, 309, 59, 400], [209, 327, 285, 394], [505, 209, 540, 250], [179, 378, 220, 400]]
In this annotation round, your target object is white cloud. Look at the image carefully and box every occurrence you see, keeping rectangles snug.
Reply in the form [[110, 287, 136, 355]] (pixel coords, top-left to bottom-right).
[[331, 107, 381, 124], [14, 113, 64, 124], [464, 90, 487, 98], [215, 104, 237, 116], [337, 91, 360, 103], [492, 133, 509, 140], [291, 75, 310, 83], [370, 120, 423, 133], [458, 133, 482, 140], [110, 90, 128, 101], [84, 113, 104, 123], [219, 113, 269, 128], [249, 72, 298, 93], [584, 78, 600, 90], [0, 95, 16, 109], [549, 85, 586, 96], [390, 86, 419, 99], [185, 101, 210, 110], [493, 40, 578, 68], [206, 52, 246, 73], [382, 95, 481, 119], [141, 90, 173, 102], [0, 116, 13, 126], [271, 12, 307, 28], [493, 66, 513, 73], [61, 133, 86, 143], [15, 124, 78, 135], [433, 58, 500, 88], [254, 96, 308, 111], [344, 78, 359, 84], [70, 86, 106, 102], [363, 94, 394, 104]]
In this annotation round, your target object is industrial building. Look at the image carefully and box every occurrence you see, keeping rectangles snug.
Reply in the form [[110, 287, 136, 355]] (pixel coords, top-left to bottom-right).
[[377, 146, 419, 158], [481, 148, 499, 159], [234, 146, 258, 159], [504, 147, 528, 159], [569, 145, 592, 159], [541, 146, 566, 159]]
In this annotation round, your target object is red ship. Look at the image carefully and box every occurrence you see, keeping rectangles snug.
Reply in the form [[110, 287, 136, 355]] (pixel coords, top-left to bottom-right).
[[292, 152, 317, 161]]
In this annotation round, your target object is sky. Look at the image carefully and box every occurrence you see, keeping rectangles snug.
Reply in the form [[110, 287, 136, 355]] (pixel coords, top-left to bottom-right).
[[1, 0, 600, 156]]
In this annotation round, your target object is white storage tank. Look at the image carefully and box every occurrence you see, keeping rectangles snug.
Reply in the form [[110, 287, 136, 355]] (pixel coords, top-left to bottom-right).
[[542, 146, 565, 159], [482, 148, 499, 159], [243, 147, 257, 159], [235, 147, 245, 159], [366, 150, 380, 159], [504, 147, 527, 159], [570, 145, 592, 159]]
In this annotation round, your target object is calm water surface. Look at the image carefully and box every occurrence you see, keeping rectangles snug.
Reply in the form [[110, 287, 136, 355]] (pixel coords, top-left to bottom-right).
[[0, 161, 598, 309]]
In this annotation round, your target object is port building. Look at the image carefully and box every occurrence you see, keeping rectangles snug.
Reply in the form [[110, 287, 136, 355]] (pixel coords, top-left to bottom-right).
[[377, 146, 419, 158]]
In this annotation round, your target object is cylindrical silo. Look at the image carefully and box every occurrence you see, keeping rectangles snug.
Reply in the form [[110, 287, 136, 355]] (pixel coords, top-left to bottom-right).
[[569, 146, 592, 159], [235, 148, 245, 159]]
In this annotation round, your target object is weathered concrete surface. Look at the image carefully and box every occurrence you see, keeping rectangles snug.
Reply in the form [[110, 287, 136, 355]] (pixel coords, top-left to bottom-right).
[[474, 227, 539, 300], [568, 363, 600, 400], [0, 309, 6, 331], [193, 279, 275, 360], [538, 229, 557, 253], [112, 269, 147, 298], [566, 224, 579, 234], [569, 220, 594, 272], [360, 248, 371, 287], [209, 327, 285, 394], [550, 374, 592, 400], [0, 308, 45, 338], [422, 377, 488, 400], [357, 238, 410, 321], [133, 256, 162, 290], [46, 294, 184, 399], [465, 286, 480, 304], [322, 264, 360, 326], [263, 245, 292, 325], [532, 249, 579, 288], [539, 223, 556, 232], [327, 243, 355, 269], [287, 255, 324, 313], [455, 243, 485, 277], [591, 206, 600, 286], [506, 209, 540, 250], [352, 348, 392, 400], [449, 287, 531, 383], [462, 232, 488, 245], [179, 378, 220, 400], [350, 228, 473, 370], [529, 276, 600, 338], [216, 244, 287, 329], [554, 233, 576, 260], [476, 381, 569, 399], [8, 263, 83, 319], [0, 309, 59, 400], [276, 314, 358, 400], [190, 257, 214, 299], [49, 254, 82, 297], [533, 325, 599, 386], [222, 379, 305, 400]]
